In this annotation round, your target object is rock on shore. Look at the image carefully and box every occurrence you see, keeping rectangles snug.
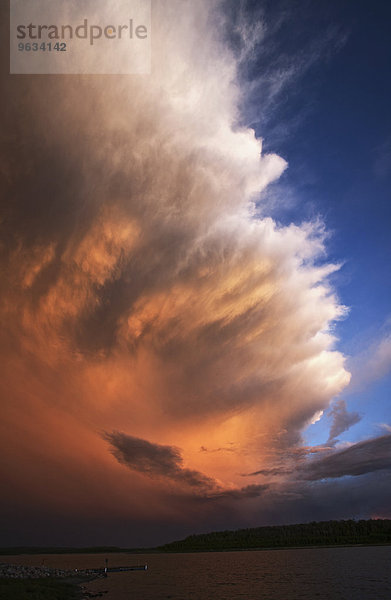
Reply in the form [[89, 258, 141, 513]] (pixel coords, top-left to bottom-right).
[[0, 562, 97, 579]]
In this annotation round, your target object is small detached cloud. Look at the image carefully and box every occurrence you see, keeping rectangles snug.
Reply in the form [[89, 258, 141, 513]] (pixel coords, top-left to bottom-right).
[[245, 467, 294, 477], [104, 431, 216, 492], [327, 399, 361, 442], [199, 445, 236, 453]]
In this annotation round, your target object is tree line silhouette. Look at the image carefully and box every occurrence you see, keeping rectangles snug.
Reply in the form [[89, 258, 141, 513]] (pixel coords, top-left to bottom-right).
[[158, 519, 391, 552]]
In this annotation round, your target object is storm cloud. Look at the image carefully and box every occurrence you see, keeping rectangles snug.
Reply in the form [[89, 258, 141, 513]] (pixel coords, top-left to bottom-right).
[[2, 0, 387, 546], [301, 434, 391, 481]]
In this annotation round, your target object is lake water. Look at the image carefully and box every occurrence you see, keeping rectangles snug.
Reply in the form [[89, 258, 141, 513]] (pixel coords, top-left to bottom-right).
[[2, 546, 391, 599]]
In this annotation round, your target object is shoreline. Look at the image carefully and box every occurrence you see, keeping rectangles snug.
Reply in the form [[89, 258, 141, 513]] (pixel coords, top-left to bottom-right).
[[147, 542, 391, 554], [0, 563, 105, 600], [1, 541, 391, 557]]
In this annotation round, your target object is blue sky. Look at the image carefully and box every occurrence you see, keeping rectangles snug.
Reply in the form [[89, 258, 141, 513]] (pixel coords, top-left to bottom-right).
[[236, 0, 391, 447]]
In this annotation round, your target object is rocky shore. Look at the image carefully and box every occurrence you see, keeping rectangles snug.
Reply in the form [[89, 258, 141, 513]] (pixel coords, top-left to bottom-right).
[[0, 562, 99, 580]]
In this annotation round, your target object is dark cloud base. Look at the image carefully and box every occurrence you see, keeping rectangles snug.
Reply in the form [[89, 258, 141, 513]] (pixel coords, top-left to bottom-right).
[[104, 431, 268, 502], [1, 470, 390, 547], [302, 434, 391, 481], [0, 0, 388, 548]]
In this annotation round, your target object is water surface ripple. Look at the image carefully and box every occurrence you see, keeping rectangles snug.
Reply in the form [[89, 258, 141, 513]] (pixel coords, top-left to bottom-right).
[[3, 546, 391, 599]]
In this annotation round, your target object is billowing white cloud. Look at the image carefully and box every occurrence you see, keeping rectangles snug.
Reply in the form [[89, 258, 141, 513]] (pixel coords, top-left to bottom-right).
[[0, 0, 353, 541]]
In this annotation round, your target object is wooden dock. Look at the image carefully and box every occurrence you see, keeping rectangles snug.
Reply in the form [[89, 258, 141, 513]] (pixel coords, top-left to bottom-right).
[[92, 564, 148, 575]]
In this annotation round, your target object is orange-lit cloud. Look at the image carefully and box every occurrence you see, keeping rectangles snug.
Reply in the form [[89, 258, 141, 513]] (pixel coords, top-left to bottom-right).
[[0, 0, 371, 546]]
